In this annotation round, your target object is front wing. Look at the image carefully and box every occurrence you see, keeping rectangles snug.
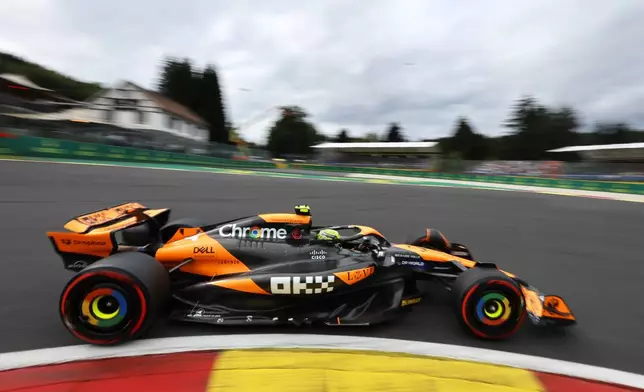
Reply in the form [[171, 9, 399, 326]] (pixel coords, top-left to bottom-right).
[[517, 281, 576, 326]]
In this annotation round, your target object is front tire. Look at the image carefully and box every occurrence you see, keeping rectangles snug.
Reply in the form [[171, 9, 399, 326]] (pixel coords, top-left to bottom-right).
[[452, 267, 526, 340], [59, 252, 169, 345]]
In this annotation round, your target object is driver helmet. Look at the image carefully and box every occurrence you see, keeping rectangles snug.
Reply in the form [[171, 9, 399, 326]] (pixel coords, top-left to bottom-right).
[[316, 228, 340, 242]]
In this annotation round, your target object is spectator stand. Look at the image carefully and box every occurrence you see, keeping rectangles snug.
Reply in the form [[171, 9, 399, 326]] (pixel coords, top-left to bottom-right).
[[0, 73, 80, 114], [0, 79, 275, 160], [311, 141, 441, 171], [547, 143, 644, 181]]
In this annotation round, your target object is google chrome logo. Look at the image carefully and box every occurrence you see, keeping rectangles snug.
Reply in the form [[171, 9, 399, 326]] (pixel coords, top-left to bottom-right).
[[249, 226, 262, 238]]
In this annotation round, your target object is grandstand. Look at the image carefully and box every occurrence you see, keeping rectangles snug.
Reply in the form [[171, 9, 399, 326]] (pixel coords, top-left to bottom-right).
[[311, 141, 440, 169], [547, 143, 644, 180], [548, 143, 644, 162], [0, 74, 78, 114]]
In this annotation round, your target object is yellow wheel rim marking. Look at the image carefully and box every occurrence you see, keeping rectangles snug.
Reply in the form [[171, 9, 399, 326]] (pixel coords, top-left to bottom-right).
[[91, 295, 119, 319], [484, 300, 504, 318]]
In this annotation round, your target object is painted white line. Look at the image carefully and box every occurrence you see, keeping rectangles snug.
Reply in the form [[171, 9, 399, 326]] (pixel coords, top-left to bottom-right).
[[4, 158, 641, 202], [0, 158, 347, 181], [0, 334, 643, 388], [346, 173, 644, 202]]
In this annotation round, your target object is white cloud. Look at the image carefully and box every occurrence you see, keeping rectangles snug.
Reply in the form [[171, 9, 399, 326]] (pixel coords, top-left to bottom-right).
[[1, 0, 643, 144]]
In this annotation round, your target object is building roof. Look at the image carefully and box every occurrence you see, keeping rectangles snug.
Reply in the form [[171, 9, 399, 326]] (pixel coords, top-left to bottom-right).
[[119, 81, 207, 127], [0, 74, 52, 91], [313, 141, 438, 149], [142, 89, 208, 127], [548, 142, 644, 153]]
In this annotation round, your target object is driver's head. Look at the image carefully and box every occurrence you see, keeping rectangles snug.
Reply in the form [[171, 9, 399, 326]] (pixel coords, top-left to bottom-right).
[[316, 228, 340, 242]]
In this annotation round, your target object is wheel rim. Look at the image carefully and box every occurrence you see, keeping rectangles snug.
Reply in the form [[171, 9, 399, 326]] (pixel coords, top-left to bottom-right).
[[60, 271, 147, 344], [82, 287, 128, 328], [462, 280, 525, 339], [475, 292, 512, 326]]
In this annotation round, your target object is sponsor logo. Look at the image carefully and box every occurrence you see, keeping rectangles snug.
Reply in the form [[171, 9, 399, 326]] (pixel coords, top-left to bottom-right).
[[452, 251, 469, 257], [291, 228, 303, 240], [347, 266, 375, 281], [68, 261, 88, 270], [310, 249, 327, 260], [394, 253, 420, 259], [219, 224, 288, 240], [60, 239, 107, 246], [193, 246, 215, 254], [270, 276, 335, 294], [217, 260, 240, 264], [401, 297, 422, 306], [401, 260, 425, 267], [188, 308, 222, 319], [76, 240, 107, 246]]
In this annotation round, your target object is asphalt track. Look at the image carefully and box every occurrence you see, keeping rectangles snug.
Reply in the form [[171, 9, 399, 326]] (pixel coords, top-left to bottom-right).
[[1, 160, 644, 374]]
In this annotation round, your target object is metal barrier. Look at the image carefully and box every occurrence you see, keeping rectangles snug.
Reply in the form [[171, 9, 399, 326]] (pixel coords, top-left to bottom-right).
[[289, 162, 644, 195], [0, 133, 277, 169], [0, 115, 272, 161]]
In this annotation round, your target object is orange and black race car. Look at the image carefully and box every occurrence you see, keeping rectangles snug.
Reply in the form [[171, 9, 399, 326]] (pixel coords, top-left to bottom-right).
[[47, 202, 576, 345]]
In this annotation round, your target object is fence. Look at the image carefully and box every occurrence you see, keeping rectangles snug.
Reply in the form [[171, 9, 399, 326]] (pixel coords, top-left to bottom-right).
[[0, 132, 277, 170], [444, 160, 644, 181], [0, 114, 272, 161], [2, 114, 644, 182]]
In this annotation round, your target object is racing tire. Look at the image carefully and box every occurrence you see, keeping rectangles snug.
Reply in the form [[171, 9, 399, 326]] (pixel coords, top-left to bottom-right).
[[160, 218, 205, 243], [452, 267, 526, 340], [59, 252, 170, 346]]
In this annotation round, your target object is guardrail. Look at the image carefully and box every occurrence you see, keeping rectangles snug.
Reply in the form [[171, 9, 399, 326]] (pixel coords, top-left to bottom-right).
[[0, 134, 277, 169], [291, 163, 644, 195], [3, 134, 643, 195]]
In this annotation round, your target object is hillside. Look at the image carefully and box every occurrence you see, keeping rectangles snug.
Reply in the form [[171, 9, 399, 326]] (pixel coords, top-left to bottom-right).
[[0, 52, 102, 101]]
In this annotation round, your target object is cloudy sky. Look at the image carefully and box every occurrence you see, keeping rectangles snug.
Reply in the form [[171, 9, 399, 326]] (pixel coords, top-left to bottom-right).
[[2, 0, 643, 143]]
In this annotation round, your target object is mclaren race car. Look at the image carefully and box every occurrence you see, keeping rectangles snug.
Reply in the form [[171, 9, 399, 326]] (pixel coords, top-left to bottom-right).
[[47, 202, 576, 345]]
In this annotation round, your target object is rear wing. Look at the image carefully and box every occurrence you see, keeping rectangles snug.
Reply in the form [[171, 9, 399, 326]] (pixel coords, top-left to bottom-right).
[[62, 202, 170, 234], [47, 202, 171, 271]]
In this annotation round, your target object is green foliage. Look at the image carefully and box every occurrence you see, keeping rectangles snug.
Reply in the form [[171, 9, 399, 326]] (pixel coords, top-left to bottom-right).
[[500, 96, 580, 160], [591, 122, 644, 144], [157, 57, 228, 143], [267, 106, 321, 158], [440, 117, 489, 160], [364, 132, 380, 142], [6, 50, 644, 161], [335, 129, 350, 142], [0, 52, 102, 101], [383, 122, 406, 142]]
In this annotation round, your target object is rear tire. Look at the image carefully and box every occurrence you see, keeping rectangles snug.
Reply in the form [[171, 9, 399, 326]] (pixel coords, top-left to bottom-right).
[[59, 252, 170, 345], [452, 267, 526, 340]]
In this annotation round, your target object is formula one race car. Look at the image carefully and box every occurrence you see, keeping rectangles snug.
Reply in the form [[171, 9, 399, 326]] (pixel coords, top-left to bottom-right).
[[47, 203, 576, 345]]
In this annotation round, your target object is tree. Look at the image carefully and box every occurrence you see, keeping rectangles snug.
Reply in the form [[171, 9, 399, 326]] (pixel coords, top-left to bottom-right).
[[593, 122, 632, 144], [364, 132, 379, 142], [383, 122, 405, 142], [548, 106, 580, 148], [198, 65, 228, 143], [158, 57, 195, 107], [335, 129, 350, 142], [502, 96, 580, 159], [157, 57, 228, 143], [441, 117, 488, 160], [267, 106, 320, 158], [0, 51, 101, 100]]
